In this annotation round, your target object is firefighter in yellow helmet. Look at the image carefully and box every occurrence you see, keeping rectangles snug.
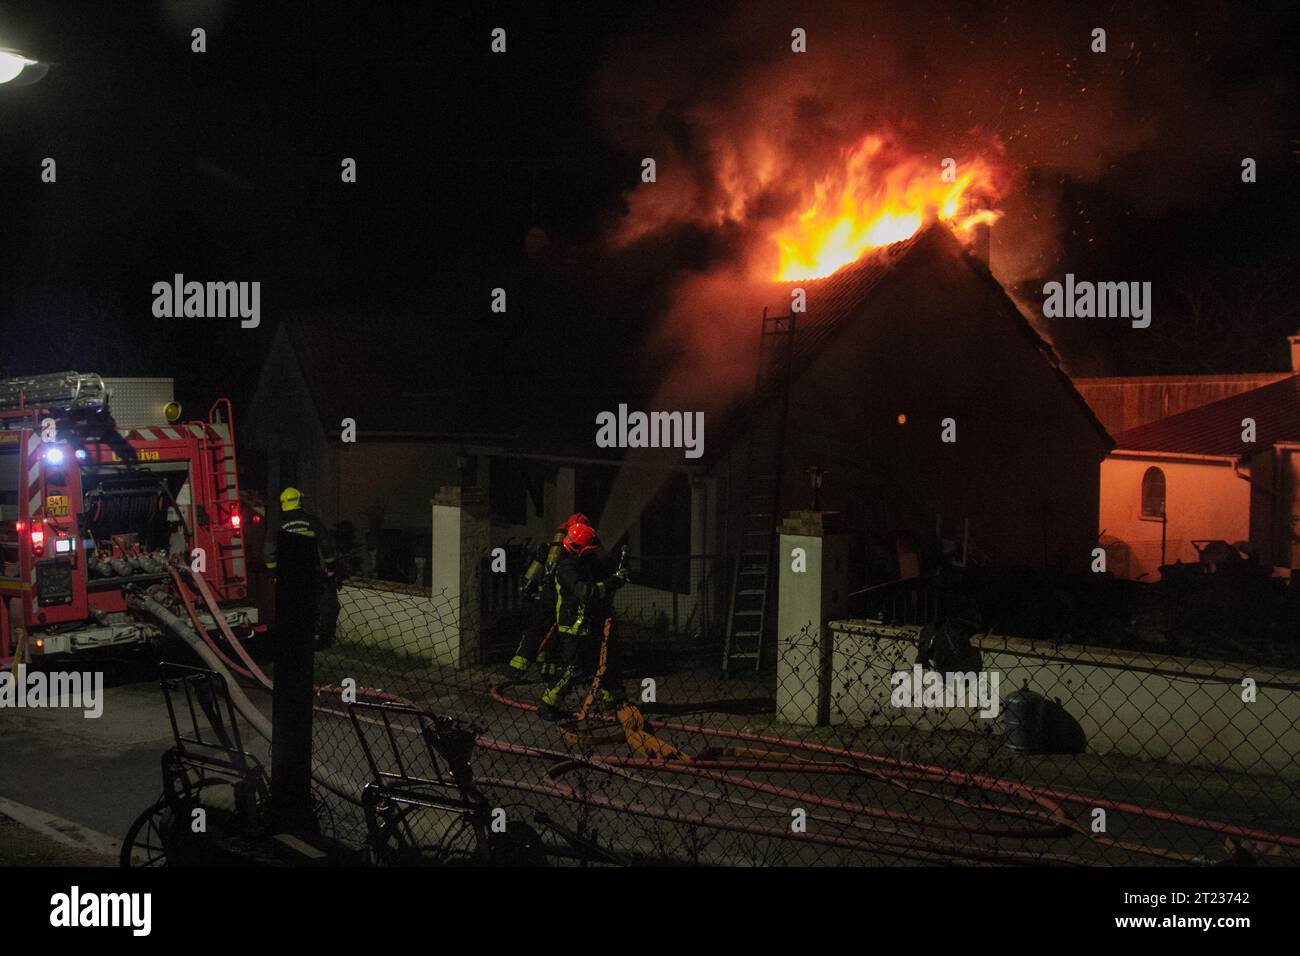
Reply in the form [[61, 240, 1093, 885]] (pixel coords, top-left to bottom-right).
[[264, 485, 338, 833], [265, 487, 339, 648]]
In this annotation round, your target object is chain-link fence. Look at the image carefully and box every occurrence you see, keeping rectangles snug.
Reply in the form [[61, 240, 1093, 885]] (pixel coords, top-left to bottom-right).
[[476, 552, 729, 668], [306, 566, 1300, 866]]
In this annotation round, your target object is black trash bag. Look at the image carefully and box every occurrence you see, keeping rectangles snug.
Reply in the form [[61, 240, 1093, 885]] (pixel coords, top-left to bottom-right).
[[916, 617, 983, 673]]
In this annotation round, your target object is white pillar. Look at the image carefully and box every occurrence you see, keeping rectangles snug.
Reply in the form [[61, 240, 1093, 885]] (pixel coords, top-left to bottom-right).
[[430, 486, 490, 667], [776, 511, 851, 726]]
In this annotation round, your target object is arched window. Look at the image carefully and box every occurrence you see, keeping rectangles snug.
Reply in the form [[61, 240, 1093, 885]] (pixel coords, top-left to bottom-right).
[[1141, 467, 1166, 519]]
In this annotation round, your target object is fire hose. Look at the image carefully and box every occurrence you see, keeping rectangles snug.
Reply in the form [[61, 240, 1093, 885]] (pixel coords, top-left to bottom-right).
[[163, 563, 408, 709], [133, 568, 1300, 865], [479, 618, 1300, 865], [128, 571, 400, 808], [484, 682, 1300, 865]]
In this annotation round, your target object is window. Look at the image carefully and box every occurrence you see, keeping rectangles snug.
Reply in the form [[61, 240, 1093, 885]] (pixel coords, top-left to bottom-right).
[[1141, 467, 1166, 519]]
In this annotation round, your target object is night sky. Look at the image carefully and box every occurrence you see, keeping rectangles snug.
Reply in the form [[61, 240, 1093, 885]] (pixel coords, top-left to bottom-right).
[[1, 1, 1297, 425]]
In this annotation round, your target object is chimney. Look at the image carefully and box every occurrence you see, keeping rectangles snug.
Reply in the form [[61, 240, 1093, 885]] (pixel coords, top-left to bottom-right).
[[1290, 332, 1300, 374], [969, 222, 991, 268]]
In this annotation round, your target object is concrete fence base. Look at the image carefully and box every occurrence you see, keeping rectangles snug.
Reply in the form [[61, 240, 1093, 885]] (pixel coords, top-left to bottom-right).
[[336, 579, 467, 667], [826, 620, 1300, 781]]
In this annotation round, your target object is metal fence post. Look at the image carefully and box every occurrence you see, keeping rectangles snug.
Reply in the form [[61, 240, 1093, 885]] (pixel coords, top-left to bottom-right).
[[672, 557, 680, 637]]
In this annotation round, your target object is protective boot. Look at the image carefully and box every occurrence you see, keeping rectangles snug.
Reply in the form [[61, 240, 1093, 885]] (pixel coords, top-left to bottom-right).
[[537, 648, 558, 679], [538, 666, 576, 721], [500, 652, 530, 684]]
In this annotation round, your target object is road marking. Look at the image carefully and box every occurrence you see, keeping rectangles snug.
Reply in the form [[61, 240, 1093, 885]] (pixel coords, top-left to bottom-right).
[[0, 795, 122, 860]]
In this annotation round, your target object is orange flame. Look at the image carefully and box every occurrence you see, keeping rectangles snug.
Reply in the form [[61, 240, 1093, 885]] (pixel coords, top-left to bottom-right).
[[772, 134, 1007, 280]]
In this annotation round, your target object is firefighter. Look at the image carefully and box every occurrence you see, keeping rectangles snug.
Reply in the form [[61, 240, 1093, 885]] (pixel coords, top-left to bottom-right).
[[502, 512, 590, 684], [265, 487, 339, 649], [264, 485, 335, 836], [538, 522, 629, 722]]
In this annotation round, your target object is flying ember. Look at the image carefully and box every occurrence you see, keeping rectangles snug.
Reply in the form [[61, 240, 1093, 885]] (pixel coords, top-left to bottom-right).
[[772, 133, 1008, 281]]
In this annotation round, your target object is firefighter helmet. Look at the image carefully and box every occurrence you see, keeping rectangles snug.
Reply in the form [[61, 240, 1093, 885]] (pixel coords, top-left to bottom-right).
[[561, 512, 591, 531], [280, 487, 304, 511], [562, 522, 598, 555]]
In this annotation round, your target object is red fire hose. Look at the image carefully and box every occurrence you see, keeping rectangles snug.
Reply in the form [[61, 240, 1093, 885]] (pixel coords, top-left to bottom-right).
[[485, 682, 1300, 863], [159, 571, 1300, 864]]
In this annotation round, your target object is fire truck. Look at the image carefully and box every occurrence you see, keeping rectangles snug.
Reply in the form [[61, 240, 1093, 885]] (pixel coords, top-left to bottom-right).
[[0, 372, 259, 664]]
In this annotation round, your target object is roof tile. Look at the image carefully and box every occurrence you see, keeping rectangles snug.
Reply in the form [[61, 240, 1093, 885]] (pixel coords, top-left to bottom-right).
[[1113, 374, 1300, 456]]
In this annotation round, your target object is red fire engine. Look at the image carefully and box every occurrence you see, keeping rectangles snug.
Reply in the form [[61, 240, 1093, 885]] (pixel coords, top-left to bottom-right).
[[0, 372, 258, 664]]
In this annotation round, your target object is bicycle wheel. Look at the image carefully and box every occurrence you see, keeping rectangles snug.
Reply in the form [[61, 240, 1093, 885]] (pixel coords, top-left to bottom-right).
[[119, 796, 170, 867]]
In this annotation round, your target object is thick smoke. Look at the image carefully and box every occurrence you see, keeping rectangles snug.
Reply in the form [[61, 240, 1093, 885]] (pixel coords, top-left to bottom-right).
[[589, 1, 1296, 536], [591, 1, 1293, 378]]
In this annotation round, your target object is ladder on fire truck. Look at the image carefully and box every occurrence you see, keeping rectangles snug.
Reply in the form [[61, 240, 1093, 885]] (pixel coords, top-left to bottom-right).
[[199, 399, 244, 587], [0, 371, 107, 415], [722, 307, 796, 675]]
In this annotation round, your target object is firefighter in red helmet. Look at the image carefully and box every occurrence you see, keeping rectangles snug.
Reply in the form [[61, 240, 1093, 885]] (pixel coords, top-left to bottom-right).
[[502, 513, 592, 683], [538, 520, 629, 721]]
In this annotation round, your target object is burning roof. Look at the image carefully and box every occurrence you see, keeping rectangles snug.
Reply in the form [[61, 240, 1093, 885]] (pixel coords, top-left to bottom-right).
[[705, 222, 1113, 453], [771, 133, 1008, 282]]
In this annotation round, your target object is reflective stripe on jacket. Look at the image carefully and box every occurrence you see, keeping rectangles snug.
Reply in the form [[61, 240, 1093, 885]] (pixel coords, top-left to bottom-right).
[[553, 551, 615, 636], [265, 507, 335, 570]]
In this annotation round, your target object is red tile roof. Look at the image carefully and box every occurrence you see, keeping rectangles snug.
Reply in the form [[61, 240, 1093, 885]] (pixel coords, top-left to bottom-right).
[[1112, 374, 1300, 456], [1072, 373, 1292, 436]]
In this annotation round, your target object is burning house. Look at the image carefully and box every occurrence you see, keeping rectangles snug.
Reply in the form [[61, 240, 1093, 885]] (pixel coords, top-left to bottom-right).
[[692, 222, 1114, 660], [479, 222, 1117, 660], [735, 223, 1113, 575]]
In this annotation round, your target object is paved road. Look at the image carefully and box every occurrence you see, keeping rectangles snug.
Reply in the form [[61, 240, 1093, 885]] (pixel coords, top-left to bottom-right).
[[0, 813, 113, 866], [0, 659, 274, 857]]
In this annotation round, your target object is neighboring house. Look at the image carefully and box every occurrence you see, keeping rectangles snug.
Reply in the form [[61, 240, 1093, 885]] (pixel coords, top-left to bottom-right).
[[243, 317, 681, 585], [242, 316, 517, 580], [1074, 372, 1292, 436], [1099, 340, 1300, 580]]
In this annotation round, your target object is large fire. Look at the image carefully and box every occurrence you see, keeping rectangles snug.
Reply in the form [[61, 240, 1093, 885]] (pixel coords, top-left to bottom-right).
[[772, 134, 1008, 281]]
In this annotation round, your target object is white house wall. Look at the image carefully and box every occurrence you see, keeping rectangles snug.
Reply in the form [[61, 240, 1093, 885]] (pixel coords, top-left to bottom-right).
[[1099, 456, 1250, 579]]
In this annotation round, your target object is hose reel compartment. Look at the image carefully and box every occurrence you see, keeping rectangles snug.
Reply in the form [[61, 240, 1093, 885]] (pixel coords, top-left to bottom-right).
[[81, 464, 188, 554]]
